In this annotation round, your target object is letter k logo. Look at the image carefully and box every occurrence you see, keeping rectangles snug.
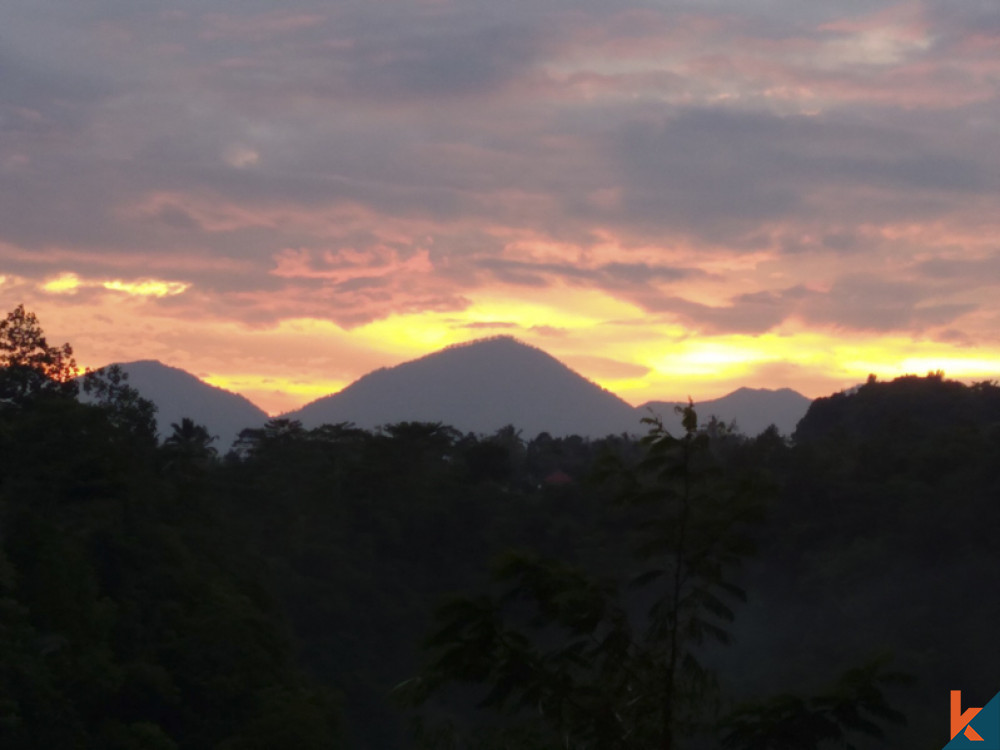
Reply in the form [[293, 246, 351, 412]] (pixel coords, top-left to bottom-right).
[[953, 691, 985, 741]]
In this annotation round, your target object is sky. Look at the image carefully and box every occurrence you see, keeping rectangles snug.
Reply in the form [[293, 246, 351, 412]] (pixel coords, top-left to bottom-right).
[[1, 0, 999, 415]]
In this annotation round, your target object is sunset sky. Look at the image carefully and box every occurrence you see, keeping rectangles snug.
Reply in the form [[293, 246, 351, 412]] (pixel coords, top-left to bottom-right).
[[2, 0, 999, 415]]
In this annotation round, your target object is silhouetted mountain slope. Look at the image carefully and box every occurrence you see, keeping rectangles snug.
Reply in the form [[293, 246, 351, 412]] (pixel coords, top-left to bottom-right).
[[757, 374, 1000, 748], [640, 386, 811, 437], [86, 360, 268, 450], [284, 336, 641, 437], [793, 373, 1000, 444]]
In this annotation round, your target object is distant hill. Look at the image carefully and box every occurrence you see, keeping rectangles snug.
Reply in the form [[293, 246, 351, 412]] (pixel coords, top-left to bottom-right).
[[793, 373, 1000, 444], [283, 336, 641, 438], [78, 346, 814, 445], [84, 360, 268, 451], [640, 387, 811, 437]]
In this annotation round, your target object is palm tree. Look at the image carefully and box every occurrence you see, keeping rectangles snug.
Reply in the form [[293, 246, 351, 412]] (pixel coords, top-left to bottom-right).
[[163, 417, 218, 467]]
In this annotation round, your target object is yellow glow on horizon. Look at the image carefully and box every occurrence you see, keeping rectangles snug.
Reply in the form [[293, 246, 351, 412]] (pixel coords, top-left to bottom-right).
[[103, 279, 190, 297], [26, 282, 999, 417], [891, 357, 999, 379], [648, 341, 771, 376], [355, 312, 460, 355], [352, 287, 645, 358], [835, 342, 1000, 379], [202, 373, 350, 416], [588, 328, 1000, 406], [42, 273, 82, 294], [467, 289, 641, 330]]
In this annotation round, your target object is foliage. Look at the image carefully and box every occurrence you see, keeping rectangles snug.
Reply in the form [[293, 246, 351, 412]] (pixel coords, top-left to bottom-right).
[[398, 403, 769, 749], [0, 304, 78, 405], [81, 363, 158, 442], [5, 307, 991, 748], [0, 307, 342, 749], [721, 657, 912, 750]]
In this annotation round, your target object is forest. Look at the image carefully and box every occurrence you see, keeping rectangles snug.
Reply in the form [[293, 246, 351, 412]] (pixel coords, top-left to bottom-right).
[[1, 304, 998, 749]]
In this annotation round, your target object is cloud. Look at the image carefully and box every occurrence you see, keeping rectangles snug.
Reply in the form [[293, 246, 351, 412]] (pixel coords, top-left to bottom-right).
[[563, 354, 650, 380], [610, 106, 998, 241], [2, 0, 1000, 412], [796, 275, 977, 332], [475, 257, 707, 292], [39, 271, 190, 298], [0, 40, 109, 137], [916, 256, 1000, 283], [460, 321, 520, 330], [346, 22, 543, 100]]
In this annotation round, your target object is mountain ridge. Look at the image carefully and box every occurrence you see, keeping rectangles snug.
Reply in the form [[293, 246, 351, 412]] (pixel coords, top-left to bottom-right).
[[640, 386, 811, 437], [283, 335, 641, 437], [81, 360, 269, 450], [89, 338, 813, 441]]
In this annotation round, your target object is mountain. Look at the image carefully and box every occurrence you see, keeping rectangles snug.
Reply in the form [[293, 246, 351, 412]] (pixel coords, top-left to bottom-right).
[[639, 387, 811, 437], [283, 336, 641, 438], [792, 372, 998, 444], [79, 346, 811, 446], [85, 360, 269, 450]]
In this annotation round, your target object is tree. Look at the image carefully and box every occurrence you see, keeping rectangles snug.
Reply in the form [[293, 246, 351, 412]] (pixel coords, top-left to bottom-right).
[[81, 364, 158, 442], [399, 404, 768, 749], [720, 656, 910, 750], [159, 418, 219, 484], [619, 404, 767, 747], [0, 304, 79, 405], [164, 418, 218, 460]]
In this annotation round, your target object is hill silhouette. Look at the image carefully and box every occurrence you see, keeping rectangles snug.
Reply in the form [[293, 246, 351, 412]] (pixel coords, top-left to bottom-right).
[[641, 386, 811, 437], [283, 336, 641, 437], [793, 372, 1000, 443], [84, 360, 268, 450], [86, 342, 815, 442]]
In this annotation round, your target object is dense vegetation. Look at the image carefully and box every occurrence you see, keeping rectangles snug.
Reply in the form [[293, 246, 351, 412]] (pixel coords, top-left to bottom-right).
[[1, 305, 997, 749]]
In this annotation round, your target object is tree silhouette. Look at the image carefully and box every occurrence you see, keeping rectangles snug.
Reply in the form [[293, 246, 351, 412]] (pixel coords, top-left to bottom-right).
[[399, 403, 768, 749], [161, 418, 219, 480], [165, 418, 218, 458], [0, 304, 78, 405], [81, 363, 158, 441], [720, 656, 911, 750]]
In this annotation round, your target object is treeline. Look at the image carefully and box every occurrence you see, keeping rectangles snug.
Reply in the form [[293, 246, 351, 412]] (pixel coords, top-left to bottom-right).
[[2, 305, 998, 749], [0, 306, 342, 748]]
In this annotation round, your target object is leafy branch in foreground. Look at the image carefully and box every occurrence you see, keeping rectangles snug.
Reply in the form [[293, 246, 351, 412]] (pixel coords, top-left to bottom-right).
[[398, 403, 769, 749], [720, 655, 912, 750]]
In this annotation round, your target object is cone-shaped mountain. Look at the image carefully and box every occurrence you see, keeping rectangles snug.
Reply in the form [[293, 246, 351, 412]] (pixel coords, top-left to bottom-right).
[[84, 360, 269, 450], [283, 336, 641, 437]]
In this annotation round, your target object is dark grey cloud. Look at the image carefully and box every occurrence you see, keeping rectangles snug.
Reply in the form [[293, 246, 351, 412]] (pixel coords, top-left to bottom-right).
[[610, 106, 998, 238], [346, 22, 542, 100], [613, 110, 801, 231], [613, 275, 977, 336], [4, 0, 995, 255], [924, 1, 1000, 38], [640, 289, 799, 335], [916, 256, 1000, 283], [0, 43, 108, 135], [799, 275, 976, 332], [0, 0, 997, 340]]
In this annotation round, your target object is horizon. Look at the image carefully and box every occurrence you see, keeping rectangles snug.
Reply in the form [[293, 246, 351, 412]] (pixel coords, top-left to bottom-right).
[[90, 336, 969, 419], [2, 1, 999, 413]]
